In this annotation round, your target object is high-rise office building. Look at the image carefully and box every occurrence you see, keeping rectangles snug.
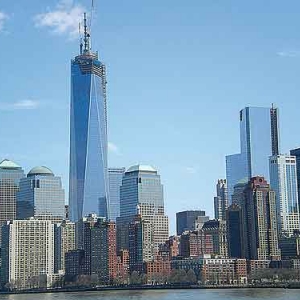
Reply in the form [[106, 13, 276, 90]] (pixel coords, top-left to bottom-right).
[[214, 179, 228, 220], [290, 148, 300, 210], [226, 154, 246, 203], [279, 233, 300, 259], [1, 219, 54, 289], [226, 204, 243, 258], [236, 176, 281, 260], [226, 106, 280, 202], [0, 159, 24, 244], [176, 210, 208, 235], [108, 167, 125, 221], [120, 165, 164, 217], [269, 155, 300, 236], [117, 165, 168, 253], [69, 13, 109, 222], [17, 166, 65, 223], [231, 179, 248, 206]]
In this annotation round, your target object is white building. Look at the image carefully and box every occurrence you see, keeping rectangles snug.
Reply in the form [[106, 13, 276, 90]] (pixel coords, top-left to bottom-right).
[[55, 220, 76, 273], [269, 155, 300, 236], [1, 219, 54, 289]]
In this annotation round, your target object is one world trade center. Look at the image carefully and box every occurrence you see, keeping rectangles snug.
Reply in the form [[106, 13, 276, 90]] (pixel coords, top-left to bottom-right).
[[69, 13, 109, 222]]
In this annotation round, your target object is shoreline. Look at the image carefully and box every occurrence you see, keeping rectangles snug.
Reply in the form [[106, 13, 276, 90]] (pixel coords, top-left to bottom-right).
[[2, 284, 300, 295]]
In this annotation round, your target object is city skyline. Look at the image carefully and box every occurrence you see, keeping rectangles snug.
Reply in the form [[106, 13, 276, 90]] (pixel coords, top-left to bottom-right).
[[2, 1, 300, 233]]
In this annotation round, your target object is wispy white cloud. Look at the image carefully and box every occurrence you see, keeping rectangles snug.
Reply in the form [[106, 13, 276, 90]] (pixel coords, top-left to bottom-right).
[[0, 100, 39, 111], [34, 0, 85, 39], [185, 166, 198, 174], [0, 11, 8, 32], [277, 50, 300, 58], [108, 142, 122, 156]]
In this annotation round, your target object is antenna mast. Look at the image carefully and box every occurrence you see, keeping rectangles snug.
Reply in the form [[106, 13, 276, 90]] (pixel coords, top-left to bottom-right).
[[89, 0, 95, 50], [79, 22, 83, 54], [83, 12, 90, 53]]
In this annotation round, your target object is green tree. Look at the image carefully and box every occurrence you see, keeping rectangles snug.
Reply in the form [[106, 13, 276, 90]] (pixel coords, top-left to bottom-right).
[[130, 271, 141, 285], [169, 269, 188, 284], [187, 269, 197, 284]]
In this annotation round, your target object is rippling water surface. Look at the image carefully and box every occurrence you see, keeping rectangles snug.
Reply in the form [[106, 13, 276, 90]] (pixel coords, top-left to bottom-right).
[[0, 289, 298, 300]]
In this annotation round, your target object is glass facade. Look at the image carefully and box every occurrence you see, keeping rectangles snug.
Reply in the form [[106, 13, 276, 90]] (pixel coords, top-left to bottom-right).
[[17, 166, 65, 222], [120, 165, 164, 218], [227, 204, 242, 258], [118, 165, 168, 253], [269, 155, 300, 236], [176, 210, 206, 235], [290, 148, 300, 211], [226, 106, 280, 202], [69, 49, 109, 222], [226, 153, 247, 203], [108, 167, 125, 221], [0, 159, 25, 245]]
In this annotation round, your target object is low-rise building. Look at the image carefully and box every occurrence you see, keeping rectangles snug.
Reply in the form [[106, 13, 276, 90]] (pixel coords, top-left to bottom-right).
[[180, 230, 213, 258], [144, 257, 171, 284], [171, 255, 247, 284]]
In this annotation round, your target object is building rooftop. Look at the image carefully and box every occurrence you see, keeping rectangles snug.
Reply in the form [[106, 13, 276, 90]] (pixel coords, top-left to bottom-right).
[[0, 159, 21, 170], [235, 177, 249, 186], [126, 164, 157, 173], [28, 166, 54, 177]]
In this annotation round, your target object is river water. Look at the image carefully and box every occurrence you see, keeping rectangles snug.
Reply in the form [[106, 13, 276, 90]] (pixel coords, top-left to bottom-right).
[[0, 289, 298, 300]]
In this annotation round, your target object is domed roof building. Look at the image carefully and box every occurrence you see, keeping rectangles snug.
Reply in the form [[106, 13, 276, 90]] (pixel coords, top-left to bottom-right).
[[126, 164, 157, 173], [0, 159, 22, 170], [0, 159, 24, 243], [17, 165, 65, 222], [27, 166, 54, 177]]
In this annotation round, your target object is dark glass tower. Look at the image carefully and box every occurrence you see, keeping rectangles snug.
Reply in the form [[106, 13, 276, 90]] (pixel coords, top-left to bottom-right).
[[69, 13, 109, 222], [226, 106, 280, 202]]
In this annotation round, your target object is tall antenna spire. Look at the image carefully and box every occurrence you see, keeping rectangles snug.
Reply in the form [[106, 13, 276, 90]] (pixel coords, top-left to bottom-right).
[[83, 12, 90, 53], [79, 22, 83, 55], [89, 0, 95, 50]]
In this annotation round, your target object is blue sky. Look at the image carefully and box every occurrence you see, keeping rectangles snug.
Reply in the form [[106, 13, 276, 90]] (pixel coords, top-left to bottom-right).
[[1, 0, 300, 233]]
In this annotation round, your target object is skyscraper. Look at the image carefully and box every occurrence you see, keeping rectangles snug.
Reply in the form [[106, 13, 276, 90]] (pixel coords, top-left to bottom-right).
[[117, 165, 169, 253], [74, 214, 117, 283], [0, 159, 24, 243], [226, 204, 243, 258], [214, 179, 228, 220], [91, 219, 117, 283], [290, 148, 300, 210], [108, 167, 125, 221], [235, 176, 281, 260], [17, 166, 65, 222], [226, 106, 280, 202], [269, 154, 300, 236], [1, 219, 54, 290], [69, 13, 109, 222], [176, 210, 208, 235]]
